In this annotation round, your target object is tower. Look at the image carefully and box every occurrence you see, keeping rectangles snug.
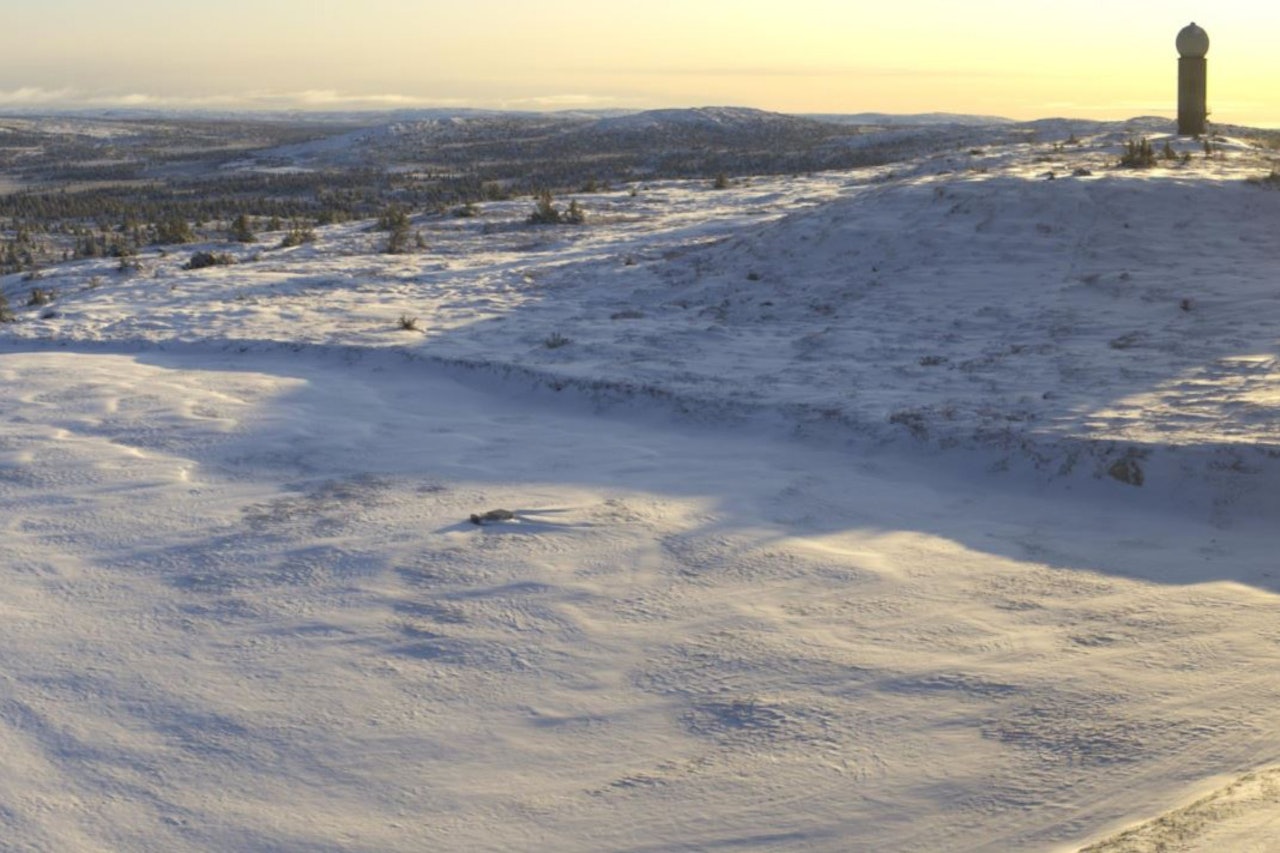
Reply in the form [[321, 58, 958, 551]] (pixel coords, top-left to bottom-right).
[[1176, 22, 1209, 136]]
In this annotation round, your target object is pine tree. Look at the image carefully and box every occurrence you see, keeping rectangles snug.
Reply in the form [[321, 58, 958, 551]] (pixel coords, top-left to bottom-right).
[[152, 217, 195, 245], [528, 191, 561, 224], [230, 213, 256, 243]]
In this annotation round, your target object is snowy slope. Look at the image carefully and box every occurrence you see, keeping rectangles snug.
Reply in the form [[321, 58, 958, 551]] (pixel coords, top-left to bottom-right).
[[9, 125, 1280, 513], [591, 106, 824, 133], [3, 122, 1280, 851]]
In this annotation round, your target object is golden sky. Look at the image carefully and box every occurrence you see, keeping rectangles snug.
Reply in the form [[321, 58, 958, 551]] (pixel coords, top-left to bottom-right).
[[0, 1, 1277, 124]]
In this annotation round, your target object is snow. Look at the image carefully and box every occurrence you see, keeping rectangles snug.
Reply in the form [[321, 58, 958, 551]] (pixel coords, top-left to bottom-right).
[[1081, 768, 1280, 852], [0, 116, 146, 140], [592, 106, 817, 132], [3, 123, 1280, 851]]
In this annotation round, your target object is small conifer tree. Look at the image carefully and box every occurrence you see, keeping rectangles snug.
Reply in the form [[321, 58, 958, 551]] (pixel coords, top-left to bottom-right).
[[1119, 138, 1156, 169], [230, 213, 257, 243], [152, 217, 196, 245], [376, 205, 411, 232], [528, 191, 562, 225], [279, 219, 316, 248], [385, 221, 411, 254]]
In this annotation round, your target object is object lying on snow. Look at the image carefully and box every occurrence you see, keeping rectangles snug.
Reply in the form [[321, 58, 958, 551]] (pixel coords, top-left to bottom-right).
[[469, 508, 517, 525]]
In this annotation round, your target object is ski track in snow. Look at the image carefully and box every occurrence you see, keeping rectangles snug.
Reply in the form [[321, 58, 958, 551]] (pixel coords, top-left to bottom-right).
[[2, 123, 1280, 851]]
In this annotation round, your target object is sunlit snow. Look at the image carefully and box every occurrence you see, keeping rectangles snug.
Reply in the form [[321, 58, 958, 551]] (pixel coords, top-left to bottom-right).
[[3, 123, 1279, 851]]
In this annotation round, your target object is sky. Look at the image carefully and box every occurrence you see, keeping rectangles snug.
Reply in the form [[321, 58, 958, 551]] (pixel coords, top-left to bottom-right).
[[0, 0, 1278, 124]]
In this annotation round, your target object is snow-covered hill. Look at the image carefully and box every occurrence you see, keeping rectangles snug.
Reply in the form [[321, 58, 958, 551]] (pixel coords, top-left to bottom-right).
[[237, 105, 874, 181], [807, 111, 1016, 126], [2, 120, 1280, 851], [591, 105, 826, 134]]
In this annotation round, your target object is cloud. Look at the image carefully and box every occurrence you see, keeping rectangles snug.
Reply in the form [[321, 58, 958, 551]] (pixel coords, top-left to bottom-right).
[[288, 90, 460, 108], [567, 63, 1025, 82], [0, 87, 484, 112], [499, 93, 634, 109], [0, 87, 77, 105], [106, 92, 238, 107], [0, 87, 646, 115]]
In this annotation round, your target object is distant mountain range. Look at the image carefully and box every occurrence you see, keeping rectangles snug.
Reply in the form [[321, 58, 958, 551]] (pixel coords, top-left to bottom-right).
[[6, 104, 1016, 128]]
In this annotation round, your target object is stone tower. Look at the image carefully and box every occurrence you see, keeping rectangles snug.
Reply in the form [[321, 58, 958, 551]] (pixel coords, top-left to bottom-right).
[[1176, 22, 1209, 136]]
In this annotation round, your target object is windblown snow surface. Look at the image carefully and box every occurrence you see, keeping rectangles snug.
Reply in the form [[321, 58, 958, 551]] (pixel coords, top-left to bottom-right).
[[4, 121, 1280, 851]]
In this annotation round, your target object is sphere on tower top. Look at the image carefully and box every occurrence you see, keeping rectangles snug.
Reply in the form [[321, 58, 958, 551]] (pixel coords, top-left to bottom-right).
[[1177, 22, 1209, 58]]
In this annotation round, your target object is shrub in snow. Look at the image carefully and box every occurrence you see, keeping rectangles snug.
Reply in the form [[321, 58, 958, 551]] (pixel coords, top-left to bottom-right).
[[889, 409, 928, 439], [385, 228, 408, 254], [184, 251, 235, 270], [279, 221, 316, 248], [384, 224, 420, 254], [376, 205, 411, 232], [376, 205, 414, 253], [543, 332, 572, 349], [528, 191, 562, 225], [480, 181, 509, 201], [1118, 138, 1156, 169], [1107, 457, 1144, 487], [469, 508, 516, 525], [152, 217, 196, 245], [528, 193, 585, 225], [229, 213, 257, 243], [0, 293, 14, 322], [26, 287, 55, 307]]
